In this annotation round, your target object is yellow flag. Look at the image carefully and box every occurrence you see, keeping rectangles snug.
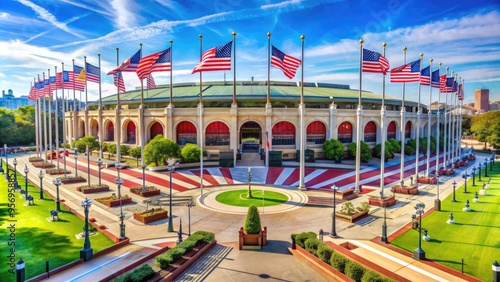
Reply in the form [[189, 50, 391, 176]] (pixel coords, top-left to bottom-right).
[[77, 69, 86, 82]]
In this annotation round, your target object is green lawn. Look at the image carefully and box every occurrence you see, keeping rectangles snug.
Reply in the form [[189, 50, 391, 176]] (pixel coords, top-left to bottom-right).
[[215, 189, 288, 207], [0, 163, 115, 281], [391, 162, 500, 281]]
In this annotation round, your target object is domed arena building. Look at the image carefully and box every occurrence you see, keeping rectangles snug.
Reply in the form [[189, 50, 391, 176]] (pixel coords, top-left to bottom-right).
[[63, 80, 438, 164]]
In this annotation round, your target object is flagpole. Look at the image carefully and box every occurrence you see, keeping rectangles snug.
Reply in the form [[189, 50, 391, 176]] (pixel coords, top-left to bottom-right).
[[399, 47, 407, 186], [380, 42, 387, 197], [197, 36, 205, 194], [453, 73, 458, 162], [116, 48, 121, 166], [54, 66, 60, 170], [355, 39, 363, 193], [139, 43, 146, 191], [41, 74, 48, 162], [414, 53, 423, 180], [62, 62, 67, 178], [232, 31, 237, 105], [459, 78, 464, 158], [450, 71, 456, 166], [169, 39, 173, 106], [436, 62, 442, 175], [266, 32, 271, 168], [298, 34, 306, 191], [426, 59, 433, 176], [33, 79, 39, 158], [47, 69, 53, 164], [443, 67, 449, 167], [72, 59, 76, 147]]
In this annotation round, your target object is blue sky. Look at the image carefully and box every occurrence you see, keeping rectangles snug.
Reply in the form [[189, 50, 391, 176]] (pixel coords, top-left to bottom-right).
[[1, 0, 499, 105]]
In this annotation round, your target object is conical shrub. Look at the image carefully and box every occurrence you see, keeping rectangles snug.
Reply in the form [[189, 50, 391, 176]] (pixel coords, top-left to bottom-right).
[[244, 204, 262, 234]]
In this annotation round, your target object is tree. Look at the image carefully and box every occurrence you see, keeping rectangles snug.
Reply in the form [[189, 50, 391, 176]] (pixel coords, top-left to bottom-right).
[[74, 136, 100, 153], [471, 111, 500, 150], [120, 145, 130, 156], [144, 135, 179, 166], [0, 108, 16, 145], [462, 114, 472, 136], [243, 204, 262, 234], [348, 141, 372, 162], [108, 143, 117, 157], [181, 143, 200, 163], [323, 139, 345, 161], [388, 138, 401, 153], [374, 142, 394, 160], [129, 146, 142, 167]]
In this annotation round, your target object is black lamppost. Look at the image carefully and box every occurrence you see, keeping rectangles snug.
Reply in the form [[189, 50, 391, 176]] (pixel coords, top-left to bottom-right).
[[24, 164, 29, 199], [0, 158, 4, 174], [381, 196, 388, 243], [167, 160, 179, 232], [38, 170, 44, 200], [478, 163, 482, 182], [484, 159, 488, 177], [490, 156, 494, 170], [74, 147, 79, 178], [187, 198, 196, 236], [96, 158, 103, 186], [4, 144, 9, 180], [80, 198, 93, 262], [13, 158, 19, 190], [451, 180, 457, 202], [412, 202, 426, 260], [434, 172, 441, 211], [86, 145, 90, 186], [53, 177, 61, 212], [330, 182, 338, 238], [115, 176, 126, 240], [492, 153, 496, 165], [462, 172, 468, 193], [471, 166, 476, 186]]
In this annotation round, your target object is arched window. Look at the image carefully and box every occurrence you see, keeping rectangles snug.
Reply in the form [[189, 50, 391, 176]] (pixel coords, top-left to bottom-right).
[[272, 121, 295, 145], [338, 122, 352, 143], [206, 121, 230, 146], [126, 121, 136, 144], [150, 122, 163, 140], [387, 121, 396, 140], [177, 121, 197, 145], [307, 121, 326, 145], [106, 121, 114, 141], [405, 121, 411, 138], [364, 121, 377, 143]]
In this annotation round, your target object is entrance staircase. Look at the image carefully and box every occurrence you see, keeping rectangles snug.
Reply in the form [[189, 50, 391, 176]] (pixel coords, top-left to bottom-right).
[[237, 152, 264, 166]]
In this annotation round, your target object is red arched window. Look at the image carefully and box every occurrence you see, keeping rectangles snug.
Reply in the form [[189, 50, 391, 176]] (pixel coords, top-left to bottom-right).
[[150, 122, 164, 140], [387, 121, 396, 140], [126, 121, 136, 144], [405, 121, 411, 138], [338, 122, 352, 143], [206, 121, 230, 146], [177, 121, 197, 145], [272, 121, 295, 145], [364, 121, 377, 142], [307, 121, 326, 145], [106, 121, 114, 141]]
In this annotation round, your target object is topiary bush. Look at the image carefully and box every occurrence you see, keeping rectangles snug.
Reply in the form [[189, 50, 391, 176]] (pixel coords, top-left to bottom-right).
[[348, 141, 372, 162], [192, 231, 215, 243], [330, 252, 349, 273], [317, 243, 334, 263], [323, 139, 345, 161], [181, 143, 201, 163], [112, 264, 155, 282], [304, 238, 322, 257], [404, 144, 415, 155], [406, 139, 416, 150], [155, 231, 215, 269], [176, 238, 198, 252], [388, 138, 401, 153], [244, 204, 262, 234], [345, 260, 365, 282], [361, 270, 394, 282], [295, 231, 317, 249]]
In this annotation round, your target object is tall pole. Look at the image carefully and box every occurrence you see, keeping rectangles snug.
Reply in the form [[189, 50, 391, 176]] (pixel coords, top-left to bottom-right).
[[380, 42, 387, 197], [267, 32, 271, 105], [168, 164, 175, 232], [98, 54, 103, 160], [47, 70, 53, 164], [198, 34, 204, 196], [298, 34, 306, 190], [54, 66, 60, 170], [72, 59, 77, 146], [443, 67, 449, 167], [86, 145, 90, 186], [169, 40, 173, 106], [436, 63, 442, 173], [62, 63, 67, 178], [34, 79, 39, 159], [330, 183, 338, 238], [459, 79, 464, 158], [232, 31, 237, 105], [415, 53, 423, 180], [426, 59, 433, 176], [116, 48, 121, 165], [400, 47, 407, 186], [355, 39, 363, 193]]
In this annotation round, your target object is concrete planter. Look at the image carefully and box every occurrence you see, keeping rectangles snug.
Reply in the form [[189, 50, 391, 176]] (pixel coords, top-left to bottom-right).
[[130, 186, 161, 197], [61, 177, 87, 184], [238, 227, 267, 250], [335, 210, 369, 223], [368, 196, 396, 207], [133, 209, 169, 224], [391, 185, 419, 195], [96, 196, 132, 207], [77, 185, 110, 194]]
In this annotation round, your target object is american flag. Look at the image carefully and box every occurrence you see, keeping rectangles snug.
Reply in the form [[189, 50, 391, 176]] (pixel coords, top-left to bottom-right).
[[72, 65, 87, 91], [390, 59, 421, 83], [35, 79, 44, 97], [43, 78, 51, 95], [108, 49, 141, 74], [431, 70, 440, 88], [49, 76, 57, 93], [147, 74, 156, 89], [457, 84, 464, 100], [192, 41, 232, 73], [420, 65, 430, 86], [271, 45, 301, 79], [362, 48, 389, 74], [85, 62, 100, 83], [113, 72, 126, 93], [137, 47, 171, 80], [440, 76, 454, 93]]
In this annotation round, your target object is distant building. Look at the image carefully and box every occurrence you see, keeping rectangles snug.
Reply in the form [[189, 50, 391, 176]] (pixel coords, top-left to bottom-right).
[[474, 89, 489, 112], [0, 89, 33, 110], [489, 100, 500, 111]]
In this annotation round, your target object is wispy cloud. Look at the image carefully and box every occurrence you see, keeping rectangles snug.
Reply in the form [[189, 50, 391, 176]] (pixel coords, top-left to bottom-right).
[[110, 0, 138, 29], [16, 0, 85, 39], [261, 0, 302, 10]]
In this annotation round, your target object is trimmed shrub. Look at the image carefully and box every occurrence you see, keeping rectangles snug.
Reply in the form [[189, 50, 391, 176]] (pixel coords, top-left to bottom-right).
[[317, 243, 334, 263], [348, 141, 372, 162], [244, 204, 262, 234], [406, 139, 416, 150], [330, 252, 349, 273], [388, 138, 401, 153], [304, 238, 322, 257], [177, 239, 198, 252], [404, 144, 415, 155], [155, 231, 214, 269], [192, 230, 215, 243], [361, 270, 394, 282], [112, 264, 155, 282], [295, 232, 317, 249], [345, 261, 365, 282], [323, 139, 345, 161], [181, 143, 201, 163]]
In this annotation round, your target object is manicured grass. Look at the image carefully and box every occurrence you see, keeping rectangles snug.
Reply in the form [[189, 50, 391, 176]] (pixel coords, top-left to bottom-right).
[[215, 189, 288, 207], [0, 163, 115, 281], [390, 162, 500, 282]]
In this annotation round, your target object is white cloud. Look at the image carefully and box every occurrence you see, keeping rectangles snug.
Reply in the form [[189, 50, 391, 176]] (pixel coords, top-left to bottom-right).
[[110, 0, 138, 29], [261, 0, 302, 10]]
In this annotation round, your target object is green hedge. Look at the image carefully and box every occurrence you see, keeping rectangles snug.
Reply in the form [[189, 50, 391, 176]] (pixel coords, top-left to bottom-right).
[[295, 232, 317, 248], [304, 238, 322, 256], [330, 251, 349, 273], [155, 231, 215, 269], [345, 261, 365, 282], [361, 270, 394, 282], [317, 243, 334, 263], [112, 264, 155, 282]]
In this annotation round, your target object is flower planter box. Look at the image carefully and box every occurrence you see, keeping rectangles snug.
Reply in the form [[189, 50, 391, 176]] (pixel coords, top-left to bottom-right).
[[368, 196, 396, 207], [335, 209, 369, 223], [417, 176, 437, 184], [29, 158, 44, 163], [32, 162, 56, 169], [46, 169, 72, 175], [130, 186, 160, 197], [468, 155, 476, 161], [291, 245, 353, 281], [133, 209, 169, 224], [61, 177, 87, 184], [390, 185, 419, 195], [238, 227, 267, 250], [77, 185, 110, 194], [336, 188, 358, 200], [96, 195, 132, 207]]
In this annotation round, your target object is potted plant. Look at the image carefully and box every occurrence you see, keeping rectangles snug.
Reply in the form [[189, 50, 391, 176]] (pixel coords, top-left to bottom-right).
[[323, 139, 345, 163], [95, 194, 132, 207], [77, 184, 110, 194], [239, 204, 267, 250], [336, 202, 370, 223], [130, 186, 160, 197], [133, 208, 169, 224], [367, 195, 396, 207]]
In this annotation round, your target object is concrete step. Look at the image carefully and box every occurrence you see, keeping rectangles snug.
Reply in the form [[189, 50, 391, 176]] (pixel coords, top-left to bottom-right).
[[175, 243, 233, 281]]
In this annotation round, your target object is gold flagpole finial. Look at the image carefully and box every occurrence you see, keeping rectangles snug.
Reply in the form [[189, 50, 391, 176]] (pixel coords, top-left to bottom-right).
[[267, 32, 271, 37], [84, 56, 86, 59], [301, 34, 305, 41], [140, 43, 143, 48], [439, 62, 442, 67], [403, 47, 407, 52], [169, 39, 173, 44], [199, 34, 202, 39], [446, 66, 449, 71], [419, 53, 423, 58], [359, 38, 363, 44], [232, 31, 236, 36], [116, 47, 119, 51], [430, 58, 433, 63], [382, 42, 386, 47]]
